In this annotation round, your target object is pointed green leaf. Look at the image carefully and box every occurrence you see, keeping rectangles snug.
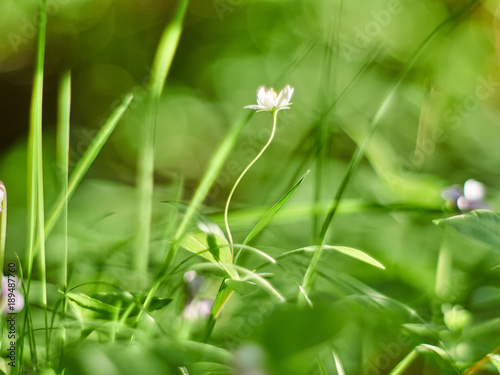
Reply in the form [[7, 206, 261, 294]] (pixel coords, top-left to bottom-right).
[[297, 245, 385, 269], [433, 209, 500, 250], [225, 279, 258, 295], [67, 292, 118, 320], [45, 93, 133, 238], [243, 170, 309, 244], [91, 292, 172, 317], [179, 232, 237, 278]]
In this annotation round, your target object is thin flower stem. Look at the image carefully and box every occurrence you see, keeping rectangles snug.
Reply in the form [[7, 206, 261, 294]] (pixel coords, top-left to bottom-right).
[[224, 111, 278, 251]]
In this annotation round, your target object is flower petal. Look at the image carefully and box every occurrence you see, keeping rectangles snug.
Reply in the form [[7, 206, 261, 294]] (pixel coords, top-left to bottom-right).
[[277, 85, 294, 108], [463, 179, 485, 201], [262, 89, 276, 110], [256, 86, 267, 107], [244, 105, 265, 110]]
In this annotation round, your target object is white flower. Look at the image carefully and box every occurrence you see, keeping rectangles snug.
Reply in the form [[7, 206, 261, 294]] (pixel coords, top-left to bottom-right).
[[462, 179, 484, 202], [182, 299, 213, 320], [244, 85, 294, 113], [442, 179, 488, 212]]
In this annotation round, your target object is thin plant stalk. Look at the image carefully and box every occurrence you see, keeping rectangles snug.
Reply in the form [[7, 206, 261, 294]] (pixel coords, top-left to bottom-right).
[[224, 111, 278, 250], [55, 70, 71, 366], [135, 0, 189, 280], [388, 349, 419, 375], [23, 0, 48, 367]]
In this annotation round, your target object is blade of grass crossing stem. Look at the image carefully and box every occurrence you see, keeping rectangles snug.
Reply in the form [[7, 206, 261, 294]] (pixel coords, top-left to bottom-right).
[[158, 112, 253, 277], [242, 170, 310, 245], [388, 348, 419, 375], [313, 0, 339, 238], [318, 358, 328, 375], [299, 0, 480, 303], [44, 94, 133, 239], [26, 0, 46, 288], [136, 0, 189, 280], [56, 71, 71, 290], [24, 0, 47, 366], [284, 48, 381, 196], [55, 71, 71, 362], [333, 349, 346, 375]]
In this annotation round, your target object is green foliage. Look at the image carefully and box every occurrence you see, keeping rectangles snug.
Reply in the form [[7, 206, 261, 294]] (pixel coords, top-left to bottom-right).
[[2, 0, 499, 374], [243, 170, 310, 245], [434, 209, 500, 251]]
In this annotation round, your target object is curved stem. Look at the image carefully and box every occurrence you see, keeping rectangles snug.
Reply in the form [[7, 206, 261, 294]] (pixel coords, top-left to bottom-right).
[[224, 111, 278, 252]]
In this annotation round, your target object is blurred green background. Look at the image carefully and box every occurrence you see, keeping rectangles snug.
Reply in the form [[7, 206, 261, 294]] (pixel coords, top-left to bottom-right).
[[2, 0, 500, 374]]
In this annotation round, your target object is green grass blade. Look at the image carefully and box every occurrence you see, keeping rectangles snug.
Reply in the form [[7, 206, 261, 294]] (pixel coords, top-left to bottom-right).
[[389, 345, 454, 374], [333, 349, 346, 375], [24, 0, 47, 366], [136, 0, 189, 278], [388, 348, 418, 375], [26, 0, 47, 283], [318, 1, 479, 246], [300, 0, 480, 302], [284, 245, 385, 270], [243, 170, 310, 245], [55, 70, 71, 364], [56, 71, 71, 288], [158, 112, 253, 275], [318, 358, 328, 375], [193, 263, 285, 302], [44, 93, 133, 238], [313, 0, 342, 238]]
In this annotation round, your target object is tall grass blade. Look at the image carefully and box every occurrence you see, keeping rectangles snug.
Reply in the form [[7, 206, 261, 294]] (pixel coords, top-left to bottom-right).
[[45, 94, 133, 238], [56, 71, 71, 291], [300, 0, 480, 301], [136, 0, 189, 279], [243, 170, 310, 245], [24, 0, 48, 367], [55, 70, 71, 364]]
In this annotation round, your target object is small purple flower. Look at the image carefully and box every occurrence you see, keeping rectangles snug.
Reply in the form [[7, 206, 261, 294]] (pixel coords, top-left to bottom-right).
[[182, 299, 213, 320], [442, 179, 488, 212], [1, 275, 24, 314], [182, 271, 213, 320]]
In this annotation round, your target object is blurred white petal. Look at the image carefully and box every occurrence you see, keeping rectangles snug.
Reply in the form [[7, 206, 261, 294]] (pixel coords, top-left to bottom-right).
[[245, 85, 294, 112], [463, 179, 485, 201]]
